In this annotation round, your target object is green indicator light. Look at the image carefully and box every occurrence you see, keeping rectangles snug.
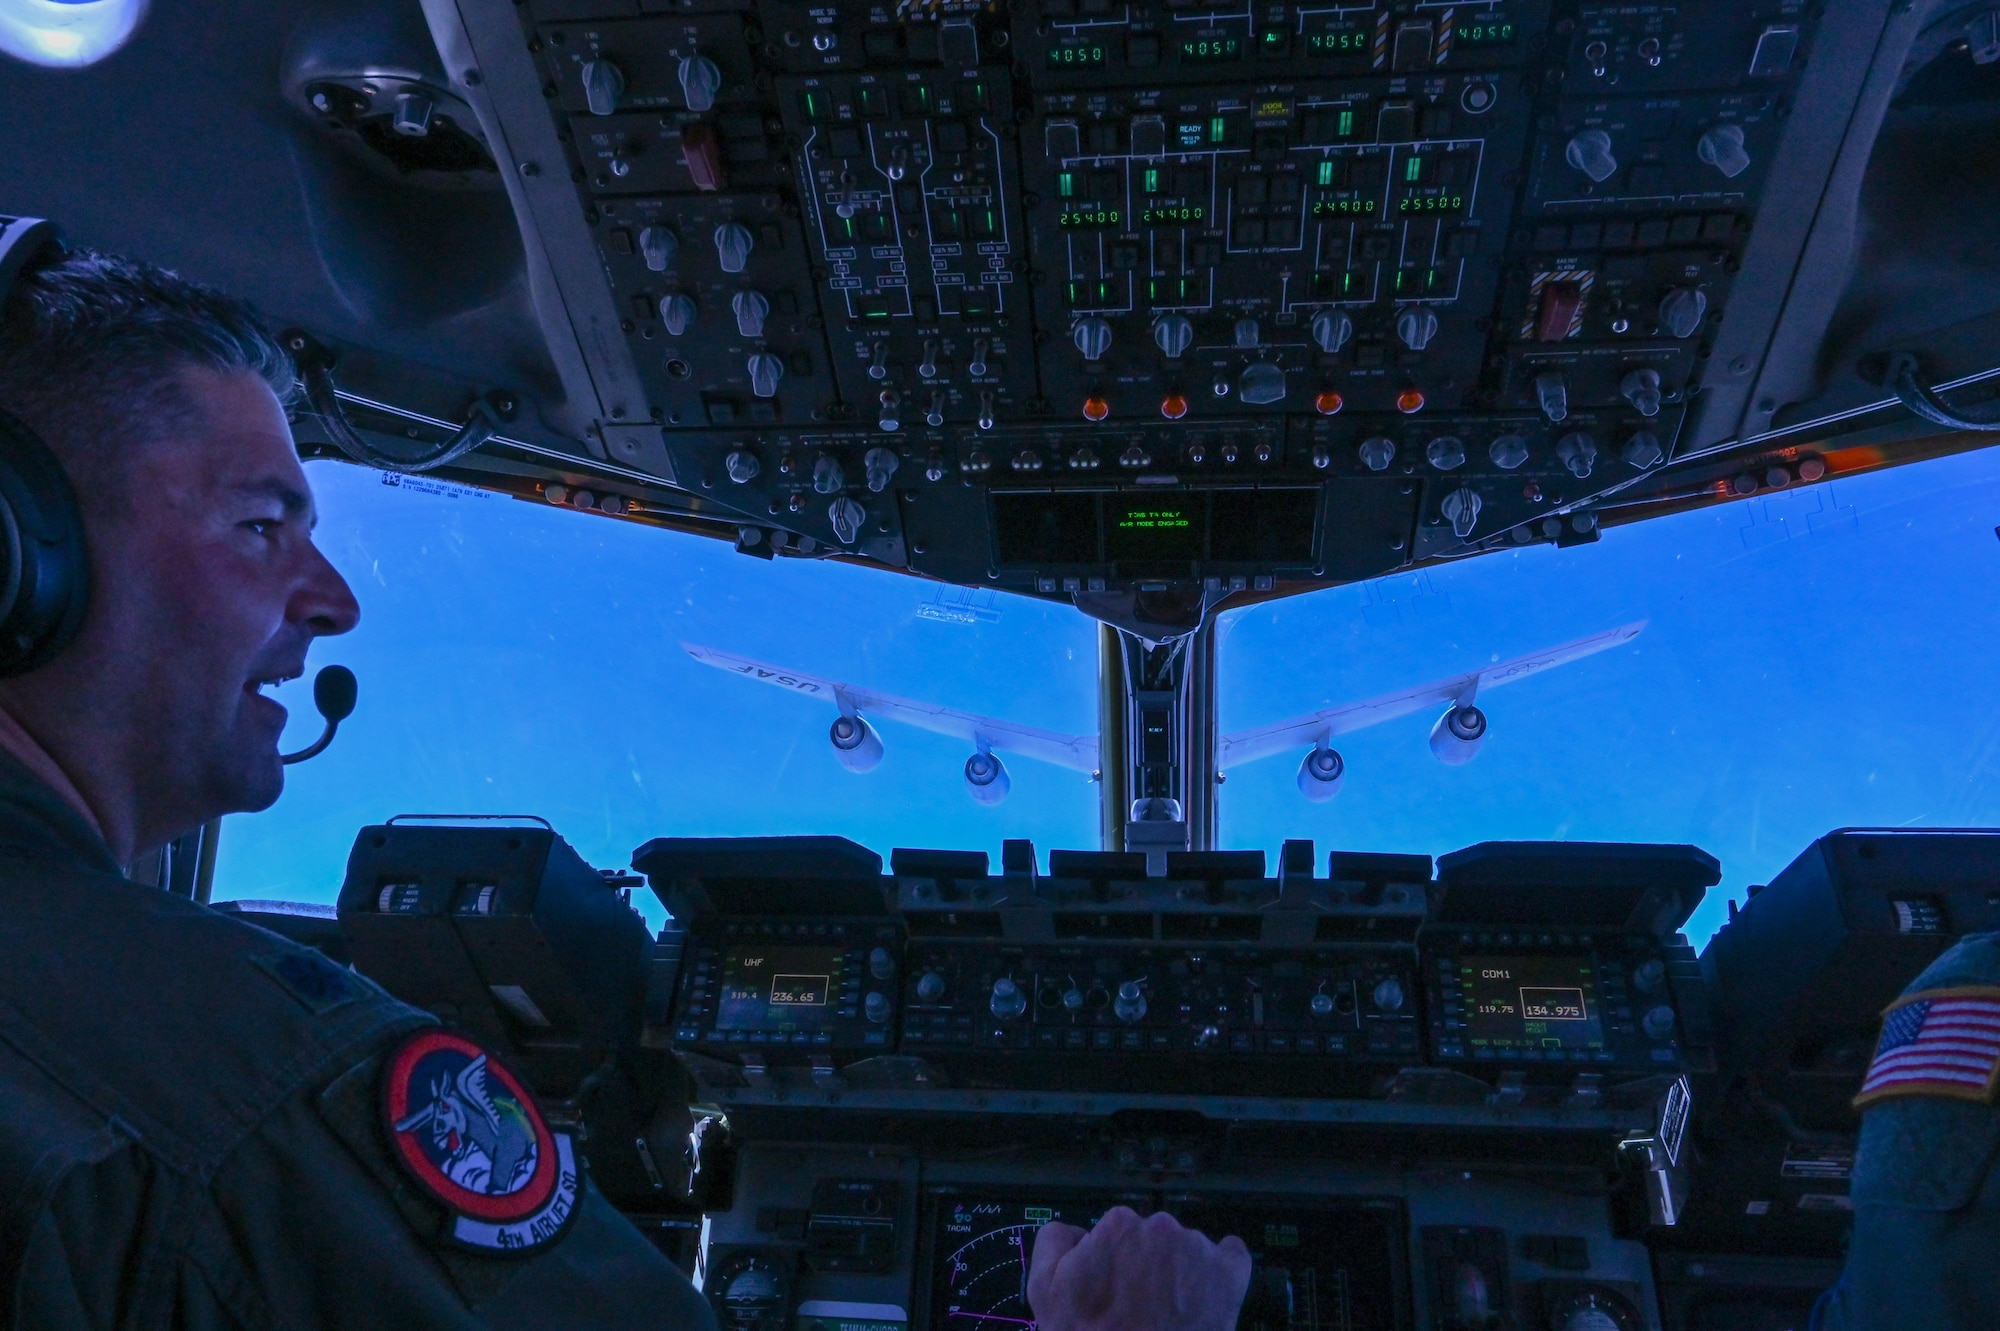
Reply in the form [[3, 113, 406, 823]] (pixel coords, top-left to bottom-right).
[[1343, 270, 1358, 293], [1058, 171, 1075, 197], [1144, 168, 1160, 192], [1394, 269, 1407, 291], [1405, 156, 1424, 183], [1338, 109, 1355, 137], [1210, 116, 1226, 143], [983, 210, 997, 234], [839, 216, 855, 240], [1317, 160, 1335, 186]]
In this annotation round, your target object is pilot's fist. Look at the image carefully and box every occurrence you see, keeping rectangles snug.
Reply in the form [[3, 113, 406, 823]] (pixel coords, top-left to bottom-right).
[[1026, 1206, 1251, 1331]]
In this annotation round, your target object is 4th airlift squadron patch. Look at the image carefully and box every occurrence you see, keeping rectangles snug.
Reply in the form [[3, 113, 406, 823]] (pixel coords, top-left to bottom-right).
[[380, 1029, 582, 1253], [1854, 986, 2000, 1109]]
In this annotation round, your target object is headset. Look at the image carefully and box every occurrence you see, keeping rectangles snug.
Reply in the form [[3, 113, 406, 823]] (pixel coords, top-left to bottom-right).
[[0, 215, 90, 677]]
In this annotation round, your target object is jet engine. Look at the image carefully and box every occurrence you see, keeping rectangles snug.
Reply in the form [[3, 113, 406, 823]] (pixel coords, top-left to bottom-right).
[[829, 714, 884, 773], [1296, 745, 1346, 801], [1428, 705, 1487, 765], [964, 750, 1010, 805]]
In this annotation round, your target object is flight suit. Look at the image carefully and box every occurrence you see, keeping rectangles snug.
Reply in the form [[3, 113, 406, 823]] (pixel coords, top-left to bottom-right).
[[1814, 933, 2000, 1330], [0, 750, 719, 1331]]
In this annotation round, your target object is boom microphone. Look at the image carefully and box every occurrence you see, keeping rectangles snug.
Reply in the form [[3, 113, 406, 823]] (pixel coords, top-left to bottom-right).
[[280, 665, 356, 765]]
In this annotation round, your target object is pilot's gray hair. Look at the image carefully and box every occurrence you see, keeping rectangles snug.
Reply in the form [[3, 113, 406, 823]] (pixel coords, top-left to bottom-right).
[[0, 247, 296, 500]]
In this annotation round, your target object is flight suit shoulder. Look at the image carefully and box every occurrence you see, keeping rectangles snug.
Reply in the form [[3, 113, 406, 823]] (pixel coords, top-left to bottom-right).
[[1850, 931, 2000, 1211], [0, 853, 426, 1180]]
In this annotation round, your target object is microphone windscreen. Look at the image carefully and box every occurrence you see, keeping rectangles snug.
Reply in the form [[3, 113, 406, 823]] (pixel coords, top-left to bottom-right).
[[313, 665, 357, 723]]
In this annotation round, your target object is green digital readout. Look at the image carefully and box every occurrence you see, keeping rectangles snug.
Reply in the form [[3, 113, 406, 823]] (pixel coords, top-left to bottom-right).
[[1309, 28, 1368, 53], [1312, 197, 1377, 216], [1397, 193, 1466, 214], [1180, 36, 1241, 62], [1058, 208, 1122, 229], [1119, 505, 1192, 531], [1046, 42, 1106, 68], [1141, 204, 1205, 225], [1454, 21, 1517, 45]]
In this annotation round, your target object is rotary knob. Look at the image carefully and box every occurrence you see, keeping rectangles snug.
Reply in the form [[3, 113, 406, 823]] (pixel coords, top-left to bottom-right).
[[916, 970, 947, 1002], [1557, 431, 1598, 479], [1238, 362, 1287, 405], [1152, 313, 1194, 359], [582, 57, 625, 116], [1620, 367, 1663, 417], [864, 446, 899, 493], [1114, 980, 1148, 1024], [659, 292, 696, 336], [1633, 959, 1667, 992], [1535, 370, 1570, 423], [732, 290, 770, 339], [1358, 436, 1396, 472], [1426, 435, 1466, 471], [863, 990, 891, 1024], [1659, 286, 1708, 339], [1697, 122, 1751, 179], [724, 449, 760, 483], [713, 221, 754, 274], [746, 352, 784, 398], [1489, 434, 1530, 470], [1062, 985, 1085, 1012], [827, 496, 866, 545], [812, 453, 846, 494], [1372, 978, 1405, 1011], [678, 53, 722, 113], [990, 976, 1027, 1020], [1623, 430, 1663, 469], [1396, 308, 1440, 352], [1643, 1005, 1677, 1040], [639, 225, 678, 273], [1233, 318, 1261, 349], [1564, 128, 1618, 183], [1311, 309, 1354, 354], [1072, 317, 1113, 362], [1441, 486, 1482, 538], [1310, 991, 1335, 1017]]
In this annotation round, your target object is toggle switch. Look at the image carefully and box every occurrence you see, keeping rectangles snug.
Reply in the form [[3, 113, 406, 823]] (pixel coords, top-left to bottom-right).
[[1535, 370, 1569, 422]]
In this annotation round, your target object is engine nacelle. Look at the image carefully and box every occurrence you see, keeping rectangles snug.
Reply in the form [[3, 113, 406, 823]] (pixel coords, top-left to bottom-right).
[[1428, 705, 1487, 765], [829, 714, 884, 773], [1296, 745, 1345, 801], [964, 750, 1010, 805]]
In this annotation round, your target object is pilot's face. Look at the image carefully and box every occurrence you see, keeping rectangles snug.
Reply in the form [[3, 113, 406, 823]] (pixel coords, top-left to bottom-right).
[[82, 368, 359, 842]]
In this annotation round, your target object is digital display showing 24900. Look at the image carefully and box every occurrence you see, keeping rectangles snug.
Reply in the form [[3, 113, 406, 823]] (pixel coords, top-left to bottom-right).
[[1460, 954, 1606, 1050]]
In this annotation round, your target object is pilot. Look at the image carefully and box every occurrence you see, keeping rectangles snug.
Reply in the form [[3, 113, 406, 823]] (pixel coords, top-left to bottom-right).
[[0, 244, 728, 1328], [0, 242, 1240, 1331], [1812, 932, 2000, 1329]]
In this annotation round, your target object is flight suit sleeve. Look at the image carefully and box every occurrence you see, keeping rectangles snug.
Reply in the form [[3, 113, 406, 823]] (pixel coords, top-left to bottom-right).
[[1819, 934, 2000, 1331], [196, 1044, 719, 1331]]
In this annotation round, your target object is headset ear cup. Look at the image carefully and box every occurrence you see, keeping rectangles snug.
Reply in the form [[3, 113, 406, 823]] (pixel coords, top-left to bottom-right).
[[0, 407, 88, 677]]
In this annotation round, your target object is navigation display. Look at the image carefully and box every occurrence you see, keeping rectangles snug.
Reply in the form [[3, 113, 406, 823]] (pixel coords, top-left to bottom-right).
[[1459, 954, 1605, 1052], [715, 944, 846, 1032], [926, 1191, 1406, 1331]]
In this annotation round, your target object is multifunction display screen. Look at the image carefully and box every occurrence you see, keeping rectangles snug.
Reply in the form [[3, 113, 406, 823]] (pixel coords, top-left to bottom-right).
[[1459, 953, 1605, 1052], [927, 1191, 1406, 1331], [715, 944, 845, 1032]]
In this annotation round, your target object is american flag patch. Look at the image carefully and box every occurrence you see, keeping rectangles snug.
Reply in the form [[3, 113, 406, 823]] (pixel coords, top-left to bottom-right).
[[1854, 986, 2000, 1109]]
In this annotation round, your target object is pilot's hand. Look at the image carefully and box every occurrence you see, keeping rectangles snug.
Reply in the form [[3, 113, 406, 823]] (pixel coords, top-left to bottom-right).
[[1026, 1205, 1251, 1331]]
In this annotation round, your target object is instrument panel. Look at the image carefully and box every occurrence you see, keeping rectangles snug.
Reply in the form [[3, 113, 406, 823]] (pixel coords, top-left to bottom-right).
[[487, 0, 1854, 592]]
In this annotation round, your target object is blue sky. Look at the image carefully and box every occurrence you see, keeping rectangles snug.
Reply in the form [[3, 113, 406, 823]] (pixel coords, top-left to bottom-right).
[[221, 444, 2000, 947]]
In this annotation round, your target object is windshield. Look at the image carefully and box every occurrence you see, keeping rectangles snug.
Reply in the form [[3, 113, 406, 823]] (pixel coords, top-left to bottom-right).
[[218, 445, 2000, 948]]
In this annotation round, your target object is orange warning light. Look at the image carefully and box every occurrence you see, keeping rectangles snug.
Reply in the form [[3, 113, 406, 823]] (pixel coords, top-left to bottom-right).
[[1160, 393, 1189, 420], [1395, 388, 1426, 414], [1082, 396, 1110, 422], [1314, 390, 1345, 416]]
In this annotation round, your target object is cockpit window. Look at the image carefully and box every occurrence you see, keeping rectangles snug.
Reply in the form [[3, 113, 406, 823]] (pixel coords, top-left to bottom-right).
[[220, 443, 2000, 948]]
